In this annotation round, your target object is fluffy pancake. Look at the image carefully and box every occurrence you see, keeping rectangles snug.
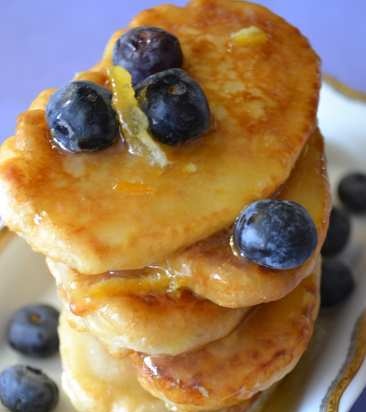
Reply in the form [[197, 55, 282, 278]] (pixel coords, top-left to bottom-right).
[[0, 0, 320, 274], [165, 130, 329, 307], [131, 264, 320, 411], [49, 131, 329, 314], [50, 260, 245, 356], [60, 314, 271, 412]]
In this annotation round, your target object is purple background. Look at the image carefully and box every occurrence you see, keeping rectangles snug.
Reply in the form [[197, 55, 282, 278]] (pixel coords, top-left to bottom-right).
[[1, 0, 366, 140], [0, 1, 365, 410]]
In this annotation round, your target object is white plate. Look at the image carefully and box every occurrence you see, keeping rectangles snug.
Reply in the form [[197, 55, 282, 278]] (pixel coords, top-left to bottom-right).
[[0, 82, 366, 412]]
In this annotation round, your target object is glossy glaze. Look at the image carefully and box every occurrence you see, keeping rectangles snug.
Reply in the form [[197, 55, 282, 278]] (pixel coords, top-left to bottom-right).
[[50, 131, 329, 311], [131, 266, 320, 410], [0, 0, 320, 274]]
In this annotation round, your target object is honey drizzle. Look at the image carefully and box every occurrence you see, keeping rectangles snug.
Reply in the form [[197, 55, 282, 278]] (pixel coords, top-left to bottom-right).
[[321, 309, 366, 412]]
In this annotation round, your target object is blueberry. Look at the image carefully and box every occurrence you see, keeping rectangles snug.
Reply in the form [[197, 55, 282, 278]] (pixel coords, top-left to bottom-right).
[[233, 200, 318, 270], [338, 172, 366, 213], [321, 207, 351, 257], [0, 365, 58, 412], [321, 259, 354, 307], [7, 304, 59, 358], [113, 26, 183, 85], [136, 68, 210, 145], [46, 81, 118, 152]]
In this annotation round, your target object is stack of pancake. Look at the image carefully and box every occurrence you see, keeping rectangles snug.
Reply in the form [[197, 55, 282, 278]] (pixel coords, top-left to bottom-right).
[[0, 0, 330, 411]]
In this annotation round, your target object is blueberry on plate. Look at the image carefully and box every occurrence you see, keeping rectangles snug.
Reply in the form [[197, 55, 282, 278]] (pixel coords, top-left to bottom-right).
[[113, 26, 183, 85], [233, 200, 318, 270], [46, 81, 118, 152], [7, 304, 59, 358], [136, 68, 210, 145], [321, 207, 351, 257], [0, 365, 58, 412], [321, 259, 354, 307], [338, 172, 366, 213]]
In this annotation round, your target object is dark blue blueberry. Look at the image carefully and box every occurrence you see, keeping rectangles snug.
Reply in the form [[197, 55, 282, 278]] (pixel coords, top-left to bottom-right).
[[321, 259, 354, 307], [7, 304, 59, 358], [233, 200, 318, 270], [338, 172, 366, 213], [0, 365, 58, 412], [113, 26, 183, 85], [46, 81, 118, 152], [321, 207, 351, 257], [136, 68, 210, 145]]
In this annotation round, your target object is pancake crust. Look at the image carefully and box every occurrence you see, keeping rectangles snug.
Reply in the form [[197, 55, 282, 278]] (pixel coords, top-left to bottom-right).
[[50, 131, 329, 313], [50, 259, 245, 356], [166, 130, 329, 307], [131, 264, 320, 411], [59, 314, 266, 412], [0, 0, 320, 274]]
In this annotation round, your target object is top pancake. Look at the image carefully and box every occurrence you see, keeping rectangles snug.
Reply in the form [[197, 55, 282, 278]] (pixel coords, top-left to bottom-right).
[[0, 0, 320, 273]]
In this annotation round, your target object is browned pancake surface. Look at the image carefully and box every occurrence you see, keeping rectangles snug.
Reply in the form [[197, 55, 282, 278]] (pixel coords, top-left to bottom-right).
[[131, 266, 320, 410], [50, 131, 329, 312], [60, 313, 263, 412], [0, 0, 319, 274], [50, 258, 245, 356]]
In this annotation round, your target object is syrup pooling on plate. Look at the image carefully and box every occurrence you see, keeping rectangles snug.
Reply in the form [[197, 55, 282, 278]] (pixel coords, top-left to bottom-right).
[[0, 0, 320, 274], [50, 131, 330, 310]]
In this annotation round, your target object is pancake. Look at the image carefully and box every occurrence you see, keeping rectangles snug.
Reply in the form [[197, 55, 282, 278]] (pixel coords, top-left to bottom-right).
[[130, 264, 320, 411], [59, 313, 269, 412], [50, 260, 245, 356], [0, 0, 320, 274], [166, 129, 329, 308], [48, 131, 329, 315]]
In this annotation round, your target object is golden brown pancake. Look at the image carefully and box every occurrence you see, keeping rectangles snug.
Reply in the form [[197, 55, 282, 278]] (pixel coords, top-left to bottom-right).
[[0, 0, 320, 274], [48, 131, 329, 318], [131, 264, 320, 411], [166, 129, 330, 308], [50, 259, 245, 356], [59, 313, 269, 412]]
